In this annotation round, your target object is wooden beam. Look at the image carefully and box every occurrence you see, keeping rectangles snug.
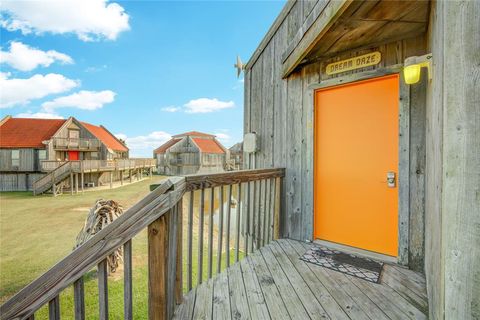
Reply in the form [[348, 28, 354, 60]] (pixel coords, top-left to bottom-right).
[[281, 0, 353, 78], [81, 172, 84, 193], [148, 212, 169, 320], [70, 173, 74, 195]]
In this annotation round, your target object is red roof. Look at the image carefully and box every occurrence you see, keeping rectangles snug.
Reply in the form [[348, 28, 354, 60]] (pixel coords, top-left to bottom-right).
[[154, 138, 180, 154], [192, 138, 225, 154], [0, 118, 65, 148], [172, 131, 215, 138], [81, 122, 128, 152]]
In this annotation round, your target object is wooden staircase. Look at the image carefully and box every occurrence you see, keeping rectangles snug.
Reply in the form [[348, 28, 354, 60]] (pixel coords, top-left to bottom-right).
[[33, 162, 74, 195]]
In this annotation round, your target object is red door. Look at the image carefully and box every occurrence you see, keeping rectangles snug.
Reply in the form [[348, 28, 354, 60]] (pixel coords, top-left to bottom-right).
[[68, 151, 79, 160]]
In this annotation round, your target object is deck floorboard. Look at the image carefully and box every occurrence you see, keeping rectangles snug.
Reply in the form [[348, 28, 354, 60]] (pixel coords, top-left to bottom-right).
[[173, 239, 428, 320]]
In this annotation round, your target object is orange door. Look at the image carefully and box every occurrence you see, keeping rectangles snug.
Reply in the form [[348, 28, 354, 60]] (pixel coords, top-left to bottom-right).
[[314, 74, 399, 256], [68, 151, 79, 160]]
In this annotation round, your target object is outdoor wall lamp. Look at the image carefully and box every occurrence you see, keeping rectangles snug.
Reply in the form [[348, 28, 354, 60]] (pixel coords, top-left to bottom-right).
[[403, 53, 433, 84]]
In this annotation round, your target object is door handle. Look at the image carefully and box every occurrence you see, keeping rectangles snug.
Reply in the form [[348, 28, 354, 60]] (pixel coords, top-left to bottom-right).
[[387, 172, 396, 188]]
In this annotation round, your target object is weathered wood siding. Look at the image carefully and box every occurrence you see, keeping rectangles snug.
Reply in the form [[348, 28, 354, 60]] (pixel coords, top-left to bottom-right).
[[424, 1, 480, 319], [244, 0, 428, 271], [0, 173, 46, 191], [0, 148, 39, 172]]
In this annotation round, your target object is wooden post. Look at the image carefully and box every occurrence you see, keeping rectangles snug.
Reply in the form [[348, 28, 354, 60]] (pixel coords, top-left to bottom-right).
[[70, 173, 74, 195], [148, 213, 169, 320], [75, 173, 79, 194], [120, 171, 124, 186], [130, 170, 133, 183], [81, 172, 84, 193], [109, 172, 113, 189], [175, 199, 183, 305], [274, 177, 281, 240], [150, 167, 153, 179], [52, 171, 56, 197]]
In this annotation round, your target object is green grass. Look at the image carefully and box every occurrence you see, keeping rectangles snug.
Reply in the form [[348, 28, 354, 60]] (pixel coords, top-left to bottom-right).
[[0, 177, 245, 319]]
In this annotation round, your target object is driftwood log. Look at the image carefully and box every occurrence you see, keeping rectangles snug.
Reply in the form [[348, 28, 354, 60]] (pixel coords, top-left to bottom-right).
[[75, 199, 124, 273]]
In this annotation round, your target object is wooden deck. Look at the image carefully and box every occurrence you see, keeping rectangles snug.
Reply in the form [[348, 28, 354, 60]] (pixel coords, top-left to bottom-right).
[[174, 239, 428, 320]]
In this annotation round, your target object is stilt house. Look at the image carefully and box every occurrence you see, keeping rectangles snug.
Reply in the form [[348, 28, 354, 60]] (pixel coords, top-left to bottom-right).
[[0, 116, 155, 194], [226, 142, 243, 170], [154, 131, 227, 175]]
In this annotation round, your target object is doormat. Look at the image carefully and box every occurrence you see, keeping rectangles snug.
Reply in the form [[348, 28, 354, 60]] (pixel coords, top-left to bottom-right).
[[300, 245, 384, 283]]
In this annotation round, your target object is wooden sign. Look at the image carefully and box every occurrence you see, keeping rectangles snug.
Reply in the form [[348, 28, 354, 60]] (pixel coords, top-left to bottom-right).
[[326, 52, 381, 75]]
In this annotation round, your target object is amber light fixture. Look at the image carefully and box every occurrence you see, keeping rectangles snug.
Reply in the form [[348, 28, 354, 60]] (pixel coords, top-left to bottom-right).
[[403, 54, 433, 84]]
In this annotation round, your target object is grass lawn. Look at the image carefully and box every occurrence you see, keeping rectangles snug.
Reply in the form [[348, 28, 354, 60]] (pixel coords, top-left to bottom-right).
[[0, 176, 244, 319]]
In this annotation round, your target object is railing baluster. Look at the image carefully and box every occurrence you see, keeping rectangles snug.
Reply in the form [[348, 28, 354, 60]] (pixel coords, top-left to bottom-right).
[[124, 240, 133, 320], [235, 183, 242, 262], [244, 181, 250, 256], [73, 277, 85, 320], [257, 179, 264, 249], [97, 260, 109, 320], [274, 177, 281, 240], [198, 188, 205, 285], [187, 190, 194, 291], [226, 184, 233, 267], [268, 178, 274, 243], [251, 180, 257, 252], [216, 186, 224, 274], [264, 178, 271, 246], [175, 199, 183, 305], [48, 295, 60, 320], [208, 187, 215, 279]]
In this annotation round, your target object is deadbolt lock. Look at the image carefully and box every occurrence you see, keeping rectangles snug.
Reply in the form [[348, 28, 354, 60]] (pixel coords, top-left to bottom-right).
[[387, 172, 396, 188]]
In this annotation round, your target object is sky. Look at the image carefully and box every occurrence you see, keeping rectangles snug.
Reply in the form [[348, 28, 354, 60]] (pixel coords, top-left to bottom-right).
[[0, 0, 285, 157]]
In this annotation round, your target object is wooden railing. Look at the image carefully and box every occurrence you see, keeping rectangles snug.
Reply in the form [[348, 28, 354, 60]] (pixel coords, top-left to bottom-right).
[[40, 159, 156, 173], [52, 138, 101, 151], [32, 162, 77, 195], [0, 168, 285, 320]]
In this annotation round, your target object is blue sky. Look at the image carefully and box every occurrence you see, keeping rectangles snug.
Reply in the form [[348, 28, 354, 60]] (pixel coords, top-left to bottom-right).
[[0, 0, 285, 156]]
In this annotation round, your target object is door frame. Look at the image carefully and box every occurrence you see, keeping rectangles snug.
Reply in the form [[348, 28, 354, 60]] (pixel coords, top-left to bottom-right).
[[308, 64, 410, 266]]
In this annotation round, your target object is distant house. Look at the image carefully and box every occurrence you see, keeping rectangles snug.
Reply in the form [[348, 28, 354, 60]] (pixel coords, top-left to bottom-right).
[[154, 131, 227, 175], [0, 116, 155, 193], [226, 142, 243, 171]]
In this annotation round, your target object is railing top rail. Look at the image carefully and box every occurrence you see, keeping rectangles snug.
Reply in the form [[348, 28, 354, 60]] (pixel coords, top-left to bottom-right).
[[1, 176, 185, 320], [182, 167, 285, 191]]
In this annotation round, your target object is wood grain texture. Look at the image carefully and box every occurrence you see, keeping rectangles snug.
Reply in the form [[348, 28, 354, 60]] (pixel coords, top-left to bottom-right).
[[176, 239, 428, 319], [73, 278, 85, 320], [441, 1, 480, 319], [97, 260, 108, 320], [48, 296, 59, 320], [123, 240, 133, 320]]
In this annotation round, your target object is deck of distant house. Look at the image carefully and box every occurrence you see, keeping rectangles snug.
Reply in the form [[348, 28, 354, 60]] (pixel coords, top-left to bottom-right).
[[174, 239, 428, 320]]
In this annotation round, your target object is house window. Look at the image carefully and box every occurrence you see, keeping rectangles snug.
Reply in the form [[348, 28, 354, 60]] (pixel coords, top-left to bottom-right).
[[91, 152, 99, 159], [68, 129, 79, 139], [11, 150, 20, 167], [38, 150, 47, 160]]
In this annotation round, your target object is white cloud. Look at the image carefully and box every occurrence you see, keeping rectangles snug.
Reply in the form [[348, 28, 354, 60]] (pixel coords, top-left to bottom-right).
[[184, 98, 234, 114], [42, 90, 116, 111], [115, 131, 172, 157], [16, 111, 63, 119], [85, 65, 107, 73], [0, 0, 130, 41], [214, 132, 231, 144], [0, 41, 73, 71], [0, 72, 79, 108], [161, 106, 181, 113]]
